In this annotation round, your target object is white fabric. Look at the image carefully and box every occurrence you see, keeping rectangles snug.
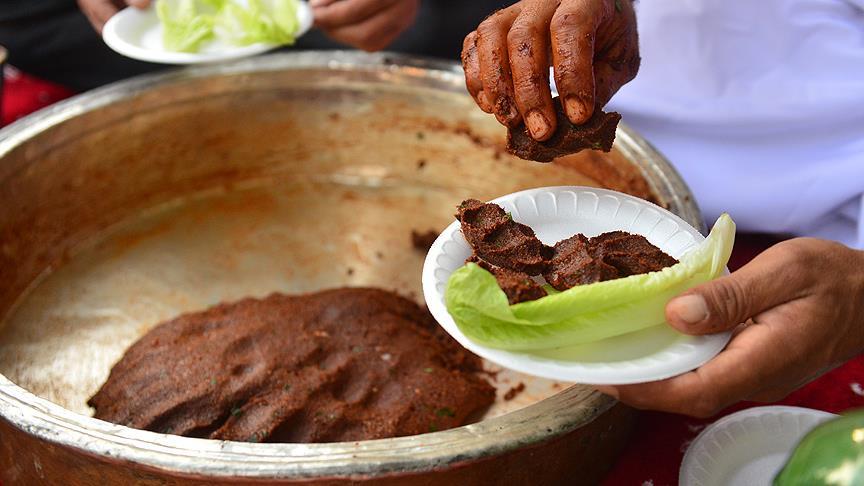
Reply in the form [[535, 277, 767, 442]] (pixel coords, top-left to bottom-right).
[[607, 0, 864, 248]]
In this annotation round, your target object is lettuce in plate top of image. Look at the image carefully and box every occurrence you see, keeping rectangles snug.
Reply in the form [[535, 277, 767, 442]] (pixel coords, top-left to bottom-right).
[[444, 214, 736, 351], [157, 0, 301, 52]]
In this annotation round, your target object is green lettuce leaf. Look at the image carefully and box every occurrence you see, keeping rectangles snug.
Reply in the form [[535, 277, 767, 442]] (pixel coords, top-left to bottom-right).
[[444, 214, 736, 351], [157, 0, 216, 52], [156, 0, 300, 52], [214, 0, 300, 46]]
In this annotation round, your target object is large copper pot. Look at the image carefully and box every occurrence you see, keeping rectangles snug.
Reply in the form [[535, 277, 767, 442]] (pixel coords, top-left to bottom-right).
[[0, 52, 700, 485]]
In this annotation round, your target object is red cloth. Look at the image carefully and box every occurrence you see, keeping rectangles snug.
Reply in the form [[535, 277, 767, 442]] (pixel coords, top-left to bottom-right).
[[603, 234, 864, 486], [2, 67, 74, 126], [4, 71, 864, 485], [604, 357, 864, 486]]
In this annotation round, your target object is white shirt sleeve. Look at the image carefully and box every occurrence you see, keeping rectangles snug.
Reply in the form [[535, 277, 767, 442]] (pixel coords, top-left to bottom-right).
[[608, 0, 864, 249], [845, 0, 864, 11]]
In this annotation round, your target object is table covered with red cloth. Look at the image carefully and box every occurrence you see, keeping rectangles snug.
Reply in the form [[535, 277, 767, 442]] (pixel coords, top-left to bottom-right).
[[1, 67, 73, 127], [603, 235, 864, 485], [3, 69, 863, 485]]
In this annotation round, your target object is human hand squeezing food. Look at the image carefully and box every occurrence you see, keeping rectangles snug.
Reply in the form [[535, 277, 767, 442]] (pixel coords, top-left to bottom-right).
[[597, 238, 864, 418], [461, 0, 639, 141]]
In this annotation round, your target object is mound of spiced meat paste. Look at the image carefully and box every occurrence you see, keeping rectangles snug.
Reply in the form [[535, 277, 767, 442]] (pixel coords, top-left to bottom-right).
[[506, 97, 622, 163], [456, 199, 552, 304], [456, 199, 552, 275], [89, 288, 495, 443], [455, 200, 678, 303]]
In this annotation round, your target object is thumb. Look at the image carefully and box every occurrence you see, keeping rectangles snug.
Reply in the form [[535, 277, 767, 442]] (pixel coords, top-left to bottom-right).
[[665, 246, 798, 335]]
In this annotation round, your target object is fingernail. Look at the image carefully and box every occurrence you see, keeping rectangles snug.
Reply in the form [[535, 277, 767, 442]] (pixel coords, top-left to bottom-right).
[[669, 294, 710, 325], [494, 96, 520, 127], [564, 96, 588, 123], [525, 110, 551, 140], [595, 386, 618, 399]]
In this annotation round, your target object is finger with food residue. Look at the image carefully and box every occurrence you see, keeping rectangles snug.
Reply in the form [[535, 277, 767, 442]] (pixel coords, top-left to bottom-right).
[[462, 31, 493, 113], [476, 5, 524, 127], [507, 0, 559, 141], [551, 0, 606, 124]]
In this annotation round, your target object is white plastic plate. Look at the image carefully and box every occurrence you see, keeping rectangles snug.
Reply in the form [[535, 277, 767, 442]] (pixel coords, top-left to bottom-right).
[[680, 406, 837, 486], [102, 2, 313, 65], [421, 186, 732, 384]]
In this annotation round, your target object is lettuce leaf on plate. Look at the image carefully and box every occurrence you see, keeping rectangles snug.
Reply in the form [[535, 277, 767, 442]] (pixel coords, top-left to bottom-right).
[[444, 214, 736, 351], [214, 0, 300, 46], [156, 0, 301, 52], [157, 0, 216, 52]]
